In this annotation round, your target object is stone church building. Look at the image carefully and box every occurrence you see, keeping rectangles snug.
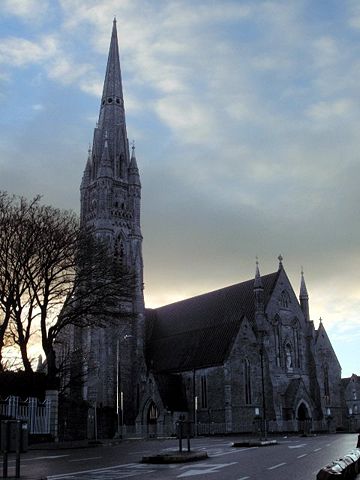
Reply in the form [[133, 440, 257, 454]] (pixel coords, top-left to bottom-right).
[[68, 19, 343, 437]]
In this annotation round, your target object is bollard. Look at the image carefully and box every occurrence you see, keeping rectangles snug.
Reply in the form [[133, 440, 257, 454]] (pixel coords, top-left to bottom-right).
[[1, 421, 9, 479], [178, 421, 183, 453], [15, 421, 21, 478], [186, 422, 191, 452]]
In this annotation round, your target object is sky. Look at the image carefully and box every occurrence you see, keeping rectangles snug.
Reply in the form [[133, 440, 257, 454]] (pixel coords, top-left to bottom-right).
[[0, 0, 359, 377]]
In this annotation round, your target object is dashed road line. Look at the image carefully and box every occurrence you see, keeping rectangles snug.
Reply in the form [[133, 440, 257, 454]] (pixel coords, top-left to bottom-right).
[[297, 454, 307, 458], [68, 456, 102, 462], [47, 463, 155, 479], [177, 462, 238, 478], [268, 462, 286, 470], [212, 450, 241, 457], [10, 455, 70, 463], [314, 448, 322, 452], [238, 476, 250, 480]]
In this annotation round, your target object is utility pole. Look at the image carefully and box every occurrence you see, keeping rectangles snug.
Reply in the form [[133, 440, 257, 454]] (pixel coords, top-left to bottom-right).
[[260, 338, 267, 440]]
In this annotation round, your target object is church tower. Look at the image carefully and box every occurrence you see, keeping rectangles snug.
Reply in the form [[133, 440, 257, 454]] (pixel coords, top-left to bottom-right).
[[79, 19, 145, 425]]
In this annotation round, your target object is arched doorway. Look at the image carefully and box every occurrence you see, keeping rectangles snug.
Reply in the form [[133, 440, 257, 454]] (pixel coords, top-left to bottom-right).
[[297, 402, 311, 435], [147, 401, 159, 438]]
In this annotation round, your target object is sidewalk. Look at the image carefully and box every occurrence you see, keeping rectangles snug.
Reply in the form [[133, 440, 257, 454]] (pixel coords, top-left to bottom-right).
[[28, 438, 121, 450]]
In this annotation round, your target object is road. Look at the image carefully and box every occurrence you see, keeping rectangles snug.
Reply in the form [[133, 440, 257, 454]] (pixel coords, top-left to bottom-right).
[[3, 433, 359, 480]]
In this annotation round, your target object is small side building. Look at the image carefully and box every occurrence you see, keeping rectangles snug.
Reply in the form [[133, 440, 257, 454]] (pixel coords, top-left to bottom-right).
[[342, 374, 360, 432]]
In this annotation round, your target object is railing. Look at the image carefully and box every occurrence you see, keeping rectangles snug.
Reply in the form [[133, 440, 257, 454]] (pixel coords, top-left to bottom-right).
[[123, 418, 332, 439], [0, 396, 51, 434]]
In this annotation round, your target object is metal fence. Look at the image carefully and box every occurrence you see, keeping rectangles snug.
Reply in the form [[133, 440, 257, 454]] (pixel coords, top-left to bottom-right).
[[0, 396, 51, 434], [121, 418, 332, 439]]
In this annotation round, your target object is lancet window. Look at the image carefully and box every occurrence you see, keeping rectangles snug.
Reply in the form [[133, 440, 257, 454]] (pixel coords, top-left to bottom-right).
[[279, 290, 290, 309], [285, 342, 293, 371], [244, 358, 252, 404], [323, 365, 330, 402], [200, 375, 208, 409]]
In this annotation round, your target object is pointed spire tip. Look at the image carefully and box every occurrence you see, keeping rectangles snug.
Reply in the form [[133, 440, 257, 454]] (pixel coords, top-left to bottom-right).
[[300, 265, 309, 298], [254, 256, 263, 289]]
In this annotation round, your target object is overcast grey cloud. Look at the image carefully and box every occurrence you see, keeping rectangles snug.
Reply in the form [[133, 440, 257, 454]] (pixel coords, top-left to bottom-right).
[[0, 0, 359, 376]]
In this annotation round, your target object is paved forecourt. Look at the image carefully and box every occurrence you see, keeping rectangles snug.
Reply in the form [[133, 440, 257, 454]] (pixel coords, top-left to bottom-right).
[[7, 434, 359, 480]]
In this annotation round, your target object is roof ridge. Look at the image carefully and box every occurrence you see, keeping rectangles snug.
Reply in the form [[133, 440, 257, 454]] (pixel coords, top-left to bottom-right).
[[155, 271, 279, 311]]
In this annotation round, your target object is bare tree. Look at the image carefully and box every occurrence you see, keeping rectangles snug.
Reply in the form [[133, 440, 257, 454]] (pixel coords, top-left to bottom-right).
[[0, 192, 134, 381], [0, 193, 42, 371]]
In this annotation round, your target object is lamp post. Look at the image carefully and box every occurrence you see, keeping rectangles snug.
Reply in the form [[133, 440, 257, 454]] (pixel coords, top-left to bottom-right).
[[116, 339, 121, 437], [116, 334, 133, 438]]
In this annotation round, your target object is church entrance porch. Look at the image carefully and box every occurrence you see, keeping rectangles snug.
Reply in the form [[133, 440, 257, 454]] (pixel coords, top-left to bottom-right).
[[296, 401, 312, 435], [147, 401, 159, 438]]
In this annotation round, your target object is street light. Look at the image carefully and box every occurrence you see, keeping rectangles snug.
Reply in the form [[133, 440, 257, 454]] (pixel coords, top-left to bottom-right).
[[116, 334, 133, 438]]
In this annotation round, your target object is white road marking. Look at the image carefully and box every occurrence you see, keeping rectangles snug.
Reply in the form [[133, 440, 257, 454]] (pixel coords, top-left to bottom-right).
[[177, 462, 237, 478], [212, 450, 241, 457], [326, 444, 331, 447], [238, 477, 250, 480], [288, 444, 307, 449], [68, 456, 102, 462], [13, 455, 70, 462], [314, 448, 322, 452], [268, 462, 286, 470], [47, 463, 155, 479], [297, 454, 307, 458]]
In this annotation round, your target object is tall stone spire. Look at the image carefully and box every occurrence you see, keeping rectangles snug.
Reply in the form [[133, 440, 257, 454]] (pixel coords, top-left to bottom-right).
[[299, 267, 310, 322], [91, 17, 129, 180], [101, 18, 124, 106], [78, 20, 145, 419]]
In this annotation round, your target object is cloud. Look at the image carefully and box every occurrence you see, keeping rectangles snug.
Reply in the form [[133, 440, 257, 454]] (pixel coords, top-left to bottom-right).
[[312, 36, 340, 68], [162, 2, 252, 28], [347, 0, 360, 29], [0, 0, 49, 23], [1, 0, 360, 376], [306, 98, 354, 121], [47, 57, 93, 85], [32, 104, 44, 111], [0, 36, 58, 67]]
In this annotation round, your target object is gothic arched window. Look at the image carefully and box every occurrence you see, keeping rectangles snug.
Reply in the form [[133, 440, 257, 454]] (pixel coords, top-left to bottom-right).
[[279, 290, 290, 309], [324, 365, 330, 402], [200, 375, 208, 409], [147, 402, 159, 424], [273, 315, 281, 367], [292, 320, 300, 368], [285, 342, 293, 371], [244, 358, 252, 404]]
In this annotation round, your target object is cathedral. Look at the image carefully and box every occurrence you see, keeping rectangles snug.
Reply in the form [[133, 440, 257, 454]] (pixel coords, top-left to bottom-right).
[[71, 19, 343, 438]]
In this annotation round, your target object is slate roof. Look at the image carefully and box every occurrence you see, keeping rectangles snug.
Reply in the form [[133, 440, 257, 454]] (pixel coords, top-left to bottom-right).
[[146, 271, 279, 373]]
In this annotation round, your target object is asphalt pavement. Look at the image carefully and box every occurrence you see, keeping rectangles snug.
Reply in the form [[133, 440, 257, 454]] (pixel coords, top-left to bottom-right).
[[2, 433, 359, 480]]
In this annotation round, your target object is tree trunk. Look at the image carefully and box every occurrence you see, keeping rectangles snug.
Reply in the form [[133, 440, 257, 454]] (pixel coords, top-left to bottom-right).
[[19, 341, 32, 372]]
